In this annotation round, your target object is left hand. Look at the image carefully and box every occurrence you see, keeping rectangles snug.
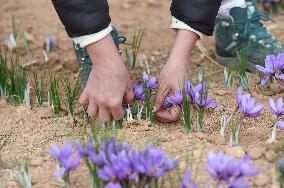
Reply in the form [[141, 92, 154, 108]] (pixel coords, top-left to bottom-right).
[[154, 59, 187, 122], [154, 29, 198, 122]]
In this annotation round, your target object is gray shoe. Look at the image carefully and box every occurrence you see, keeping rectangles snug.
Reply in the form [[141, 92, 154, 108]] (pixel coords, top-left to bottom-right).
[[215, 1, 284, 72]]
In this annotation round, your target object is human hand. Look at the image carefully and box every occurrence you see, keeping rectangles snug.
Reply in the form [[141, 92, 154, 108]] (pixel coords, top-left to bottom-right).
[[154, 30, 198, 122], [79, 34, 134, 122]]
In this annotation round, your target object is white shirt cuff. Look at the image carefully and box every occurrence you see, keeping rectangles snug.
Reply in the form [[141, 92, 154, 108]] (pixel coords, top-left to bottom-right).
[[171, 17, 206, 39], [72, 24, 113, 48]]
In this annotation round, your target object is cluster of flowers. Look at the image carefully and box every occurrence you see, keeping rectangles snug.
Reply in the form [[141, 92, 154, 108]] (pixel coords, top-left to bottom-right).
[[256, 53, 284, 85], [268, 97, 284, 140], [49, 137, 179, 188], [49, 137, 259, 188], [180, 152, 259, 188], [161, 81, 220, 110], [132, 72, 158, 101]]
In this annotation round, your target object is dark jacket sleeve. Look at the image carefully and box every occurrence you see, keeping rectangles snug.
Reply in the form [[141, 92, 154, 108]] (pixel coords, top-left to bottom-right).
[[51, 0, 111, 38], [171, 0, 222, 36]]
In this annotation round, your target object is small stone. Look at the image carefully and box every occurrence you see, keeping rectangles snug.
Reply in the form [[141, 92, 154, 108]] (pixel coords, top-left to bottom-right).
[[248, 147, 264, 160], [0, 98, 8, 107], [214, 89, 227, 96], [265, 150, 276, 162], [225, 146, 245, 159], [6, 180, 19, 187], [193, 149, 202, 159], [214, 136, 226, 145], [31, 158, 43, 167], [195, 133, 205, 140], [254, 174, 270, 186], [53, 64, 63, 72]]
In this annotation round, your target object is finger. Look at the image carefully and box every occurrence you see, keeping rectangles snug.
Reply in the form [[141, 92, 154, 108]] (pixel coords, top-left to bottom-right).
[[154, 85, 169, 111], [87, 100, 98, 118], [79, 89, 89, 107], [123, 82, 135, 105], [99, 107, 112, 123], [155, 105, 181, 123], [111, 106, 125, 121]]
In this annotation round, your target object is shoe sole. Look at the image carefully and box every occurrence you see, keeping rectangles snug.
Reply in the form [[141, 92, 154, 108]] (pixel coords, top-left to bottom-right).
[[216, 54, 257, 73]]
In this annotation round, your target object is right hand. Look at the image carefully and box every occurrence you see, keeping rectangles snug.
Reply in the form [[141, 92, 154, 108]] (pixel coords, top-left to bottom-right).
[[79, 34, 134, 122]]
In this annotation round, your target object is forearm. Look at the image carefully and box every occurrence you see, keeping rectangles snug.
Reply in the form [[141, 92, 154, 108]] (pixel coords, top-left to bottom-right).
[[86, 34, 122, 67], [169, 30, 199, 64]]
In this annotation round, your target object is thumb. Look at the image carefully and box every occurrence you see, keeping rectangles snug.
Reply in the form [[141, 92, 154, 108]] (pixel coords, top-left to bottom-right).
[[154, 85, 169, 111], [123, 82, 135, 105], [79, 89, 89, 107]]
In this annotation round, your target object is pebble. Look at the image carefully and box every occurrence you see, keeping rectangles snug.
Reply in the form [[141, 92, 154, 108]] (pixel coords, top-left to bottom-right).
[[265, 150, 276, 162], [53, 64, 63, 72], [0, 98, 8, 107], [248, 147, 265, 160], [193, 149, 202, 159], [254, 174, 270, 187], [31, 158, 43, 167], [225, 146, 245, 159], [6, 181, 18, 187], [194, 133, 205, 140]]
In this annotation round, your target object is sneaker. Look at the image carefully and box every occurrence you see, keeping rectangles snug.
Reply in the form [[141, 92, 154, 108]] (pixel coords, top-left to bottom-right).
[[215, 1, 284, 72], [73, 27, 126, 86]]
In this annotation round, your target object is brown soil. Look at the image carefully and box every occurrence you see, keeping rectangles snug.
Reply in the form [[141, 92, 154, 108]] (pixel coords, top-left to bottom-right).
[[1, 0, 284, 188]]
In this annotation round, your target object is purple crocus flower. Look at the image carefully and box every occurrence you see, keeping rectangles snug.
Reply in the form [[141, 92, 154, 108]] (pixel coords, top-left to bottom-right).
[[105, 182, 122, 188], [179, 170, 200, 188], [236, 87, 264, 118], [147, 76, 158, 90], [192, 92, 220, 108], [133, 83, 145, 101], [255, 53, 284, 85], [232, 155, 259, 178], [46, 35, 57, 52], [276, 121, 284, 130], [74, 138, 94, 157], [186, 82, 206, 101], [162, 91, 183, 109], [131, 145, 179, 178], [206, 152, 236, 182], [268, 97, 284, 117], [48, 143, 81, 177]]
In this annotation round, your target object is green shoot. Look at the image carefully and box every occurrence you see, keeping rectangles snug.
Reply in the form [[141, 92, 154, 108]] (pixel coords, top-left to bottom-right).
[[32, 72, 48, 106], [62, 77, 81, 117], [144, 85, 153, 123], [7, 53, 27, 105], [237, 48, 250, 90], [224, 68, 234, 88], [182, 92, 192, 133], [12, 15, 21, 41], [0, 52, 9, 96], [126, 28, 144, 69], [49, 76, 61, 116], [12, 160, 32, 188]]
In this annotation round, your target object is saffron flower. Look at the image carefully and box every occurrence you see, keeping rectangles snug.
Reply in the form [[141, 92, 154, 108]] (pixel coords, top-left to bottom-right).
[[268, 97, 284, 117], [133, 83, 145, 101], [74, 138, 94, 157], [276, 121, 284, 130], [48, 143, 81, 177], [206, 152, 258, 187], [237, 87, 264, 118], [142, 71, 158, 90], [162, 91, 183, 109], [192, 92, 220, 108], [131, 145, 179, 178], [45, 35, 58, 52], [255, 53, 284, 85], [179, 170, 200, 188], [185, 81, 206, 101]]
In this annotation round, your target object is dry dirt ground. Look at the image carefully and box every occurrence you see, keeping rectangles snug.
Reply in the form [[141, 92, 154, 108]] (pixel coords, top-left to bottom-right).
[[1, 0, 284, 187]]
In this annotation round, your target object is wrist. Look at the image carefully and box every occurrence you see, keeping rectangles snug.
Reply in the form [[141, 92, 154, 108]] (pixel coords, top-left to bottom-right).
[[86, 34, 122, 67]]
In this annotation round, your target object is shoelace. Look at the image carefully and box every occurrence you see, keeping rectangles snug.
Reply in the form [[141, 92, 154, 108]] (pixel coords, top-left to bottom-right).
[[235, 12, 278, 46]]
